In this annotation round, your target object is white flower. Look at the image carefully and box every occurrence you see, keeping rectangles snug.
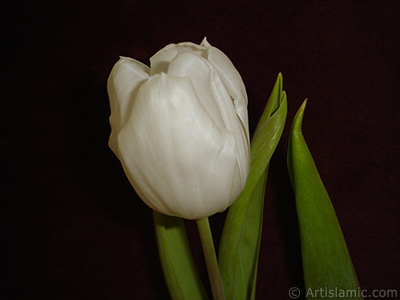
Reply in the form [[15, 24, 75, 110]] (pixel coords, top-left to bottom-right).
[[108, 38, 250, 219]]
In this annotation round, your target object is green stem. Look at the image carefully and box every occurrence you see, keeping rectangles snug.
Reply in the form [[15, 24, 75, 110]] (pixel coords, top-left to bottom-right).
[[196, 218, 226, 300]]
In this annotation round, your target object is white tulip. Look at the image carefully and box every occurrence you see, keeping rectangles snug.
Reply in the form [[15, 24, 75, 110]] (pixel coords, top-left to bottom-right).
[[108, 38, 250, 219]]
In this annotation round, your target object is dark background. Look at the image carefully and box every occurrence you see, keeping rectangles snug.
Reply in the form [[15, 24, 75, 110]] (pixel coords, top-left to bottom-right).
[[1, 1, 399, 299]]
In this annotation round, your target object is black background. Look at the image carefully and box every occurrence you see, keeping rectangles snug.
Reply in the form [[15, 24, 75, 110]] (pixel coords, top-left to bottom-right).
[[2, 1, 399, 299]]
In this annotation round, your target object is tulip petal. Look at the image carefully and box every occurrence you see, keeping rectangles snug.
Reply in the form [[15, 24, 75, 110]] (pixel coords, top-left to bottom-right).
[[167, 52, 225, 130], [108, 57, 149, 157], [209, 68, 251, 189], [201, 38, 249, 140], [150, 42, 207, 76], [118, 73, 241, 219], [168, 51, 250, 188]]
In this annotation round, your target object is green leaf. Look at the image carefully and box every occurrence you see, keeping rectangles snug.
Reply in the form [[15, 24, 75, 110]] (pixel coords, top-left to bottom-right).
[[219, 73, 287, 300], [287, 100, 363, 300], [153, 212, 209, 300]]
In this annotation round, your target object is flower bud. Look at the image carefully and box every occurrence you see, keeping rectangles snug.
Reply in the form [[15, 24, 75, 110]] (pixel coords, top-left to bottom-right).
[[108, 38, 250, 219]]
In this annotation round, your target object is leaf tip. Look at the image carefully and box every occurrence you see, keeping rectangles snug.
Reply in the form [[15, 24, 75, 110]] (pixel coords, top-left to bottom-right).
[[276, 72, 283, 89], [292, 99, 308, 133]]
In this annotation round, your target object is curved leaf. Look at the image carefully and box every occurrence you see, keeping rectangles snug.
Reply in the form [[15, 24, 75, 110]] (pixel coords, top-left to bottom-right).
[[287, 100, 362, 300], [218, 74, 287, 300]]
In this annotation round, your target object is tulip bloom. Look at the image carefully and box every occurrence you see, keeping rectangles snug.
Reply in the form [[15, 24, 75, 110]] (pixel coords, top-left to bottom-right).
[[108, 38, 250, 219]]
